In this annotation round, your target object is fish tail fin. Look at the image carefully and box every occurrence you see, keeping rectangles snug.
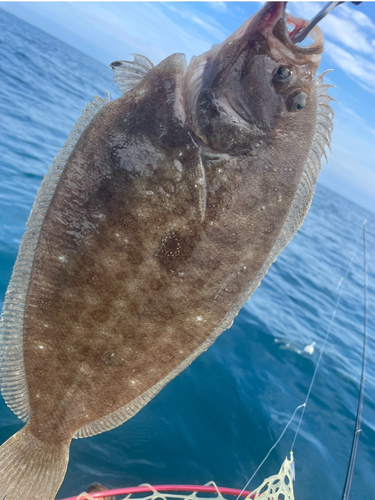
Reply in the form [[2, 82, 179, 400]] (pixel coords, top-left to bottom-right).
[[0, 425, 70, 500]]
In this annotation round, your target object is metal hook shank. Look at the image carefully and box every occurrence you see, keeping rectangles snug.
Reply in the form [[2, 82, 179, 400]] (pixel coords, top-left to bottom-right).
[[291, 1, 363, 44]]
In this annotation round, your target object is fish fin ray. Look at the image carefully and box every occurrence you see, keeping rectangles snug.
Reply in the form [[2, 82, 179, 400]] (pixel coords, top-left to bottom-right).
[[130, 53, 154, 70], [110, 54, 154, 95], [74, 381, 166, 438], [0, 93, 109, 421], [316, 123, 332, 145], [0, 425, 70, 500], [318, 103, 335, 119]]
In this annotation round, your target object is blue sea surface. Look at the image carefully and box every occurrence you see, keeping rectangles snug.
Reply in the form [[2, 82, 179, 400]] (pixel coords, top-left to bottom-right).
[[1, 8, 375, 500]]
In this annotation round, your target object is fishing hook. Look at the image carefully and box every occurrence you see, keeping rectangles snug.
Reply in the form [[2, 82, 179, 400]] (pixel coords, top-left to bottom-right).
[[291, 1, 363, 44]]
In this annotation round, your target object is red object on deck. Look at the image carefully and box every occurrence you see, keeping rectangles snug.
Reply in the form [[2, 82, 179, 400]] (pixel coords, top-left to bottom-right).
[[61, 484, 254, 500]]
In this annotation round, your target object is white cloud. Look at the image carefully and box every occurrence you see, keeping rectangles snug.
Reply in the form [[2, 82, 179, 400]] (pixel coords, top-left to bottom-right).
[[325, 40, 375, 94], [320, 15, 374, 54], [188, 14, 227, 40], [338, 4, 375, 31], [208, 2, 228, 14], [339, 104, 362, 121], [234, 6, 246, 16], [162, 3, 228, 41], [287, 2, 323, 23], [67, 2, 214, 64]]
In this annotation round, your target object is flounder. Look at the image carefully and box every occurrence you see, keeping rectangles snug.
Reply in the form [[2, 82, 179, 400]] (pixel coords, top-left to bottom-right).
[[0, 2, 334, 499]]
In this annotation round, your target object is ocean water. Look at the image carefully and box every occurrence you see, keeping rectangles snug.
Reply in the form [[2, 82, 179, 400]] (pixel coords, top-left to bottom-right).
[[0, 8, 375, 500]]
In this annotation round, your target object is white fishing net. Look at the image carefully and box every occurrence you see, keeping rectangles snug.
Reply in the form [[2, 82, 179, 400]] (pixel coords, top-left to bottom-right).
[[76, 455, 295, 500], [246, 455, 295, 500]]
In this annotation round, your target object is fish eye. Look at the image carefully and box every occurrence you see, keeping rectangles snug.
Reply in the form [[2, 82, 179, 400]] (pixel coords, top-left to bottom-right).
[[287, 91, 309, 112], [272, 66, 293, 88]]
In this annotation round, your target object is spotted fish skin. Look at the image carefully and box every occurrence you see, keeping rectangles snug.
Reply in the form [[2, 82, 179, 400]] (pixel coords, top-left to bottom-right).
[[0, 3, 334, 499]]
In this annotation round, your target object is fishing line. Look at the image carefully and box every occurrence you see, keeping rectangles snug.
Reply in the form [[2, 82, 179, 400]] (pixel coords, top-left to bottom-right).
[[237, 222, 363, 493], [290, 256, 354, 452], [290, 221, 365, 452], [234, 404, 304, 500], [341, 219, 368, 500]]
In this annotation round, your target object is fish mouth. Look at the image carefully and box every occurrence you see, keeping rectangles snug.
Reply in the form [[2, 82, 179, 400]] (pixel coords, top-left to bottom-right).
[[229, 2, 323, 58], [257, 2, 324, 56]]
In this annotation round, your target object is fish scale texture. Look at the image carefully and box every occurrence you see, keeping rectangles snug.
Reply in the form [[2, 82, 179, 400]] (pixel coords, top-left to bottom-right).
[[0, 426, 70, 500]]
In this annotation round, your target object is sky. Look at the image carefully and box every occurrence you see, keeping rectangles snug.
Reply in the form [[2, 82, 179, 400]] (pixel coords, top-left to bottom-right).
[[1, 1, 375, 213]]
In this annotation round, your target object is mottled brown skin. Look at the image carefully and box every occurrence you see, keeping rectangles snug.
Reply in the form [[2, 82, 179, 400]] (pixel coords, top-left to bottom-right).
[[22, 8, 323, 452]]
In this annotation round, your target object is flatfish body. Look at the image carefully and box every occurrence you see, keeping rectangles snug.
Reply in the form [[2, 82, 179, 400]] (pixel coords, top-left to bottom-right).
[[0, 3, 334, 499]]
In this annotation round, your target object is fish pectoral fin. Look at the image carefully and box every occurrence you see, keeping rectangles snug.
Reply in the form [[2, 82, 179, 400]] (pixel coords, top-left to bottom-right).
[[109, 54, 154, 95]]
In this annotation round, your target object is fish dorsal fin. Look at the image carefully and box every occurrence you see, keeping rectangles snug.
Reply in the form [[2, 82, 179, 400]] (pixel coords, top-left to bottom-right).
[[110, 54, 154, 95], [0, 92, 110, 423]]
